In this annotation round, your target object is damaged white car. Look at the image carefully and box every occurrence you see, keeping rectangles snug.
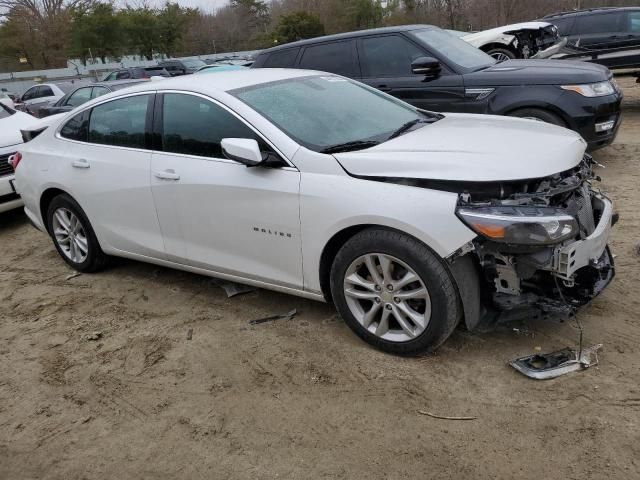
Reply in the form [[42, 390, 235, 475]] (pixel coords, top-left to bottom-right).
[[461, 21, 567, 61], [13, 70, 615, 355]]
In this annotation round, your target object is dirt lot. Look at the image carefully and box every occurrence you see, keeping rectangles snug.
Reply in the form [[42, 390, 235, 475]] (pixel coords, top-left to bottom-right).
[[1, 77, 639, 480]]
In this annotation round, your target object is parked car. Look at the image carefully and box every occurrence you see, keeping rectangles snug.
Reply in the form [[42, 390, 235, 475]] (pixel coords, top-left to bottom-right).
[[39, 79, 150, 118], [158, 59, 207, 76], [101, 66, 170, 81], [13, 70, 615, 354], [0, 104, 62, 213], [15, 83, 77, 117], [543, 7, 640, 70], [461, 21, 564, 61], [252, 25, 623, 151]]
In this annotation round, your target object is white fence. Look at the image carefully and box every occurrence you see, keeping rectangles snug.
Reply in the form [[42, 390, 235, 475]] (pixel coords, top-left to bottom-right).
[[0, 51, 260, 95]]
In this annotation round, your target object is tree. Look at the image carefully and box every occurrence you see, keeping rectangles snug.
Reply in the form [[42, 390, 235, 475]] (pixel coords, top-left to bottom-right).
[[157, 2, 197, 58], [120, 7, 160, 60], [274, 11, 324, 43], [69, 3, 123, 63]]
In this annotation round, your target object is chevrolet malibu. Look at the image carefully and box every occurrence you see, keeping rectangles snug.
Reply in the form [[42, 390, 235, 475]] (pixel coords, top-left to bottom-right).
[[13, 70, 615, 355]]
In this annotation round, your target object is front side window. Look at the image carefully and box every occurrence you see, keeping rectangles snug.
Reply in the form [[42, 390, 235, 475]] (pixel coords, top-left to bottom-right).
[[409, 28, 495, 73], [263, 48, 299, 68], [22, 87, 37, 100], [299, 41, 356, 76], [574, 12, 624, 34], [161, 93, 259, 158], [91, 86, 110, 98], [360, 35, 425, 77], [626, 12, 640, 32], [232, 75, 424, 152], [65, 88, 93, 107], [88, 94, 149, 149], [550, 17, 575, 36]]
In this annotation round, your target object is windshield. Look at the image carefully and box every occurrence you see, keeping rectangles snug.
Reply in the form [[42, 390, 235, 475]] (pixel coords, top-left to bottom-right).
[[183, 59, 206, 68], [231, 76, 429, 152], [410, 28, 496, 73]]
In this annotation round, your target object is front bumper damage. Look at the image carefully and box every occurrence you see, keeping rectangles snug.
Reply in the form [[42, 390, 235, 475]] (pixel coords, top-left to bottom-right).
[[449, 155, 615, 330]]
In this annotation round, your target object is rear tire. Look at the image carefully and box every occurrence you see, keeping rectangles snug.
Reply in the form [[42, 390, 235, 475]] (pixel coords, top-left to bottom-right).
[[509, 108, 566, 127], [46, 194, 108, 273], [329, 228, 461, 355]]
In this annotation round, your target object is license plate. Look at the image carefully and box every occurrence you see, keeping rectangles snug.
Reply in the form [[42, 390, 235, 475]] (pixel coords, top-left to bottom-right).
[[9, 179, 16, 193]]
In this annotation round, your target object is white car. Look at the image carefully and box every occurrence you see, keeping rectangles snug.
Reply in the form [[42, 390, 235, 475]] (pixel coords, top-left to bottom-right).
[[13, 70, 615, 354], [0, 91, 15, 109], [461, 21, 564, 61], [16, 83, 70, 117]]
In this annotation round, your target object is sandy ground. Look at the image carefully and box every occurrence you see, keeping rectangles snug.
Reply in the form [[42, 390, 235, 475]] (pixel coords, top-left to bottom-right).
[[1, 76, 639, 480]]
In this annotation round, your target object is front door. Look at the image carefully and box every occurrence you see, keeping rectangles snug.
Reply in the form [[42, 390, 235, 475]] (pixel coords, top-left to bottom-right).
[[150, 92, 303, 289], [356, 34, 466, 112]]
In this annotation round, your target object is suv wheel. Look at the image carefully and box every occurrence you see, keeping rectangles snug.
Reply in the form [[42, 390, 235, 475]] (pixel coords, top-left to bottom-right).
[[330, 228, 461, 355], [509, 108, 566, 127], [46, 194, 108, 272], [487, 47, 516, 62]]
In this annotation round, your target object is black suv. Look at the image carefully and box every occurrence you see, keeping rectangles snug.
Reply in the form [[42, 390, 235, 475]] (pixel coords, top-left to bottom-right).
[[544, 7, 640, 70], [102, 66, 170, 81], [252, 25, 622, 151], [157, 59, 207, 76]]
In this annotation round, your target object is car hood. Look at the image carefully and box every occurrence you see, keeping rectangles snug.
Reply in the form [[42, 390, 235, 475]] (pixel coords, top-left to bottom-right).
[[463, 21, 552, 46], [333, 113, 586, 182], [0, 111, 39, 148], [465, 58, 611, 86]]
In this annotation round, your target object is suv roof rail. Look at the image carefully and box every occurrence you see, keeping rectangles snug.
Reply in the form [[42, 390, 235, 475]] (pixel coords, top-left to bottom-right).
[[543, 7, 622, 18]]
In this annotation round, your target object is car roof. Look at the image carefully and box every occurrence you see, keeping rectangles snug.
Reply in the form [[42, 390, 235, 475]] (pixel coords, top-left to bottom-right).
[[259, 24, 437, 54], [113, 68, 321, 95], [544, 6, 640, 19], [95, 79, 149, 87]]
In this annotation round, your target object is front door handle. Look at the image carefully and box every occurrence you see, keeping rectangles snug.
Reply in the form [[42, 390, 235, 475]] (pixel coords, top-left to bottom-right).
[[71, 158, 90, 169], [377, 85, 392, 92], [154, 169, 180, 181]]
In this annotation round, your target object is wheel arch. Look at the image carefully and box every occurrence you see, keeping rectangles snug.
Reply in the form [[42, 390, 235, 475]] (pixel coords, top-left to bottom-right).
[[40, 187, 75, 234], [480, 42, 518, 57], [504, 105, 570, 128]]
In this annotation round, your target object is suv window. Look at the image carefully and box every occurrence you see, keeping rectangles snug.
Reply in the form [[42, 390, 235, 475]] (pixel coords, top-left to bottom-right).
[[574, 12, 624, 34], [116, 71, 131, 80], [88, 94, 149, 149], [65, 87, 93, 107], [161, 93, 260, 158], [550, 17, 575, 36], [22, 87, 37, 100], [263, 48, 299, 68], [627, 11, 640, 32], [38, 86, 54, 97], [60, 110, 90, 141], [299, 40, 356, 76], [360, 35, 425, 77]]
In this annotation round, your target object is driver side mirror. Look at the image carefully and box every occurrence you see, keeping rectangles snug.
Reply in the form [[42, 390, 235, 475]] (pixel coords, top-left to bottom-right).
[[221, 138, 263, 167], [411, 56, 441, 77]]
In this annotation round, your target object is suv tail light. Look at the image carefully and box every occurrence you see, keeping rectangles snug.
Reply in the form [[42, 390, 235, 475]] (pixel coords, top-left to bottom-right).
[[9, 152, 22, 170]]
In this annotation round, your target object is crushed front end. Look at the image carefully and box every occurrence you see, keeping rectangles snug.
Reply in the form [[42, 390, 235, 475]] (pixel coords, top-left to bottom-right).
[[454, 155, 615, 327]]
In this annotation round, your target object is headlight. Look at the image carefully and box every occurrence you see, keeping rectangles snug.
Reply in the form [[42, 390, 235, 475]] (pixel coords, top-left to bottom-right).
[[457, 206, 578, 245], [561, 81, 615, 97]]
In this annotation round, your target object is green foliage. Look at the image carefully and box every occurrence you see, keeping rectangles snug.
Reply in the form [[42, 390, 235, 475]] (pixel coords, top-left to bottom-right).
[[69, 3, 123, 63], [274, 11, 325, 43]]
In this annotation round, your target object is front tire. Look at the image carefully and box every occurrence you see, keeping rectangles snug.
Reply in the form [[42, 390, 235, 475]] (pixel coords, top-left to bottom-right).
[[487, 47, 516, 62], [508, 107, 566, 127], [46, 194, 108, 272], [330, 228, 461, 355]]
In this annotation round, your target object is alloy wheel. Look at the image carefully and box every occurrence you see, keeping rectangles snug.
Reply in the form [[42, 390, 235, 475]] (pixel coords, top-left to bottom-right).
[[343, 253, 431, 343], [52, 207, 89, 264], [491, 52, 511, 62]]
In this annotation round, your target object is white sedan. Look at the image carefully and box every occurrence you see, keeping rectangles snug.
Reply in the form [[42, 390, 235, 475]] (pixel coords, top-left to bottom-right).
[[13, 70, 615, 354]]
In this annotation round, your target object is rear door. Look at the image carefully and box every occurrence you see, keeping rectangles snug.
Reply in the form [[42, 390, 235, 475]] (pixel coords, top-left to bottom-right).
[[150, 92, 303, 288], [356, 34, 466, 112], [297, 40, 359, 77], [570, 11, 628, 50]]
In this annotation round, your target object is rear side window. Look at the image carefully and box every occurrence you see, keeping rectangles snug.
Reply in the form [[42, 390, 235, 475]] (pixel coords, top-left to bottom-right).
[[360, 35, 425, 77], [88, 94, 149, 149], [39, 86, 54, 97], [91, 86, 110, 98], [161, 93, 260, 158], [574, 12, 624, 34], [263, 48, 299, 68], [60, 110, 90, 141], [299, 41, 356, 76]]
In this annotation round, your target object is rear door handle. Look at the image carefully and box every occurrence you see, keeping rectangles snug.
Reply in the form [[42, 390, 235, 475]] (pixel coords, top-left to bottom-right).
[[154, 169, 180, 181], [71, 158, 90, 169]]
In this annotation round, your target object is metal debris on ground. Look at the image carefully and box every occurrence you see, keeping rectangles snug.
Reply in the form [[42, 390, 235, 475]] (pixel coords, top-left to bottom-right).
[[65, 272, 82, 280], [510, 343, 603, 380], [417, 410, 477, 421], [212, 279, 257, 298], [249, 309, 297, 325]]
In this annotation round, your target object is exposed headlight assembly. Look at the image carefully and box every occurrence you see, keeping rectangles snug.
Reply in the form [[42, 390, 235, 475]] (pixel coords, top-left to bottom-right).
[[561, 81, 615, 97], [457, 206, 578, 245]]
